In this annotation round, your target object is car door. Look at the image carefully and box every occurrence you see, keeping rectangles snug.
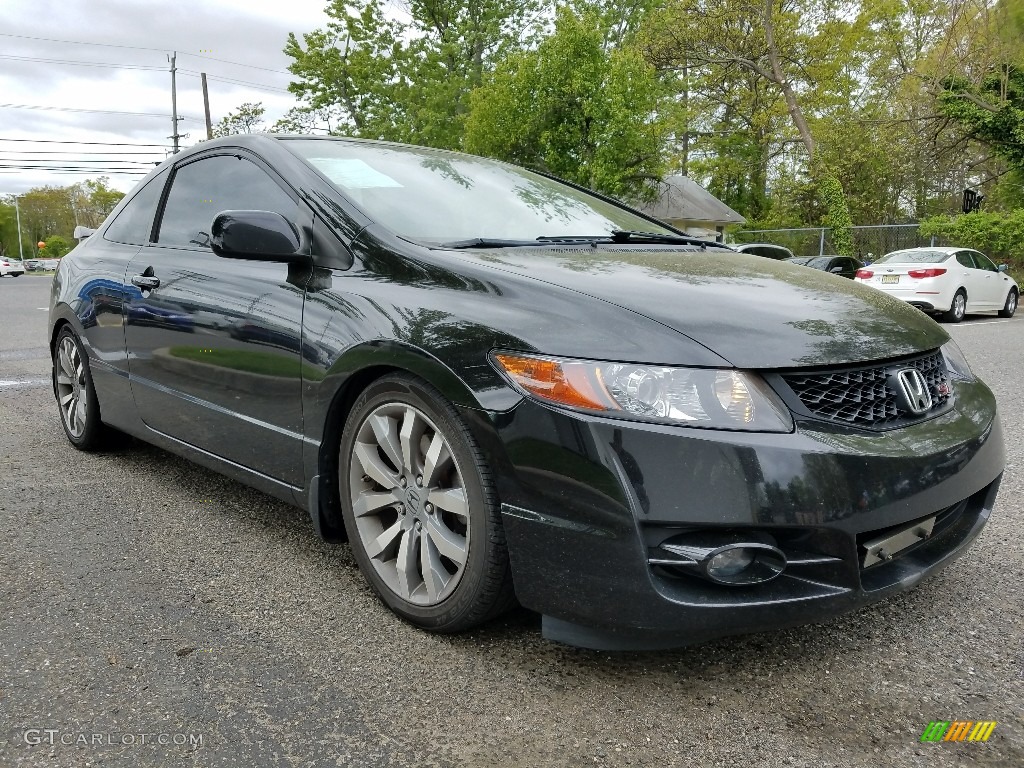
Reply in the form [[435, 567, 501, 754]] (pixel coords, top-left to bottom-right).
[[122, 150, 307, 486], [970, 251, 1004, 308], [952, 251, 983, 309]]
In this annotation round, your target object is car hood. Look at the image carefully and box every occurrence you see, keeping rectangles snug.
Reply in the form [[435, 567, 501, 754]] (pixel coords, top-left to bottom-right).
[[454, 246, 949, 369]]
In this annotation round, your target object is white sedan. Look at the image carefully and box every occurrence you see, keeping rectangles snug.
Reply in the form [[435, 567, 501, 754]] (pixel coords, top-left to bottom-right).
[[855, 247, 1018, 323]]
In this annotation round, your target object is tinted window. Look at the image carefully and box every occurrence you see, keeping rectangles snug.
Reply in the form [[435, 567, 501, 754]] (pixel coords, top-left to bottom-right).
[[875, 250, 952, 264], [158, 154, 297, 248], [955, 252, 976, 268], [104, 168, 169, 245], [285, 139, 674, 243], [973, 252, 998, 272]]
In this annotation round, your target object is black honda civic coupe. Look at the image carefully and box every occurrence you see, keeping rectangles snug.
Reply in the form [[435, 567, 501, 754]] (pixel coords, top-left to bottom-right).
[[49, 135, 1003, 650]]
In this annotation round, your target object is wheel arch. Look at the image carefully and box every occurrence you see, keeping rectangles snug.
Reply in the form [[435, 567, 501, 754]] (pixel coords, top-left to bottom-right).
[[308, 340, 521, 541]]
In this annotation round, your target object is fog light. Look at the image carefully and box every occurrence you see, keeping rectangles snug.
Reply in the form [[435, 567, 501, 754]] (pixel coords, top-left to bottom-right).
[[703, 544, 785, 585], [706, 547, 755, 578], [656, 533, 787, 586]]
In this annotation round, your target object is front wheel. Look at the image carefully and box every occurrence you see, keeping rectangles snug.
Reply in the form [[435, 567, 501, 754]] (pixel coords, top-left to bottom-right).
[[338, 373, 515, 632], [998, 288, 1018, 318], [942, 289, 967, 323]]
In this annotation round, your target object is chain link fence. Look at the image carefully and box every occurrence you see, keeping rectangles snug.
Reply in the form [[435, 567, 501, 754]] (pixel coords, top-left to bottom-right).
[[732, 224, 951, 261]]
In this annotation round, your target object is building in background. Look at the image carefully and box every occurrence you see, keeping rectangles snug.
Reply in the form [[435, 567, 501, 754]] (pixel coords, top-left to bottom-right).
[[634, 175, 746, 241]]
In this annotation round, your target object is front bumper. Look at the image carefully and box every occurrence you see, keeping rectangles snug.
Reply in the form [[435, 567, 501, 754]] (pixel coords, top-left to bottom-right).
[[465, 375, 1004, 650]]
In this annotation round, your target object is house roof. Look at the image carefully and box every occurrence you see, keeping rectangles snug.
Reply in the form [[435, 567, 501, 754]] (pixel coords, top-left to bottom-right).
[[635, 175, 746, 226]]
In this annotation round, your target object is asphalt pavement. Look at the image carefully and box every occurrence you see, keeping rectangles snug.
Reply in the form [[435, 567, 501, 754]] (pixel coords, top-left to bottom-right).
[[1, 275, 1021, 767]]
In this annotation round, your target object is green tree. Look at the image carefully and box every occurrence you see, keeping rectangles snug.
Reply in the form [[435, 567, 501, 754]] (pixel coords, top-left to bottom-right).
[[465, 6, 666, 198], [16, 186, 77, 246], [0, 202, 19, 258], [70, 177, 125, 228], [39, 235, 72, 259], [642, 0, 867, 251], [212, 102, 267, 137], [284, 0, 543, 149]]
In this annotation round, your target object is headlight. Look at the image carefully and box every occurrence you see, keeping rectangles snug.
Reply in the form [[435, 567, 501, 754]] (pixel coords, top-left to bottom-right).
[[491, 352, 793, 432], [940, 340, 975, 381]]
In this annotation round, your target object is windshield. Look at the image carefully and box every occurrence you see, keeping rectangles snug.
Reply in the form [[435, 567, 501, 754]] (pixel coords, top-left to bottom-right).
[[874, 250, 952, 264], [285, 139, 674, 243]]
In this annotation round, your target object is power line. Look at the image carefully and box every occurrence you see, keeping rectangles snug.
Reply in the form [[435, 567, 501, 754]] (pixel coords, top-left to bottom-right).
[[0, 33, 293, 75], [0, 158, 157, 166], [0, 149, 165, 155], [0, 54, 292, 93], [0, 54, 165, 71], [179, 69, 292, 94], [180, 52, 290, 76], [0, 166, 148, 174], [0, 137, 172, 147], [0, 104, 200, 121]]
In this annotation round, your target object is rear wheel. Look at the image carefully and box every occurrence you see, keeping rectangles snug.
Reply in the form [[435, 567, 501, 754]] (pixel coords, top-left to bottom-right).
[[942, 289, 967, 323], [339, 373, 515, 632], [998, 288, 1018, 318], [53, 327, 116, 451]]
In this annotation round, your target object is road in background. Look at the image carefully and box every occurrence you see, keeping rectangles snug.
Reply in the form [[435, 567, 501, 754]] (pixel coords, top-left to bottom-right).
[[1, 275, 1021, 767]]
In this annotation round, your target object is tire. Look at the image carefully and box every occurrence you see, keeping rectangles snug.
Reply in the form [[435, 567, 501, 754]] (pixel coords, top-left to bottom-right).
[[942, 289, 967, 323], [12, 272, 23, 277], [53, 327, 117, 451], [338, 373, 515, 632], [998, 288, 1018, 318]]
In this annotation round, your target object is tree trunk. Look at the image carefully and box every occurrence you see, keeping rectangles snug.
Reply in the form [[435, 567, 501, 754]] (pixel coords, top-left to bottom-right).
[[762, 0, 816, 158]]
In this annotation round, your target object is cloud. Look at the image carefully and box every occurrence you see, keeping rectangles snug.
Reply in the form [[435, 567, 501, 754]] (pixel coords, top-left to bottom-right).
[[0, 0, 328, 193]]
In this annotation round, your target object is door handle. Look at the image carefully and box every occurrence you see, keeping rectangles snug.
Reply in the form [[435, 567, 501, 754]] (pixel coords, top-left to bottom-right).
[[131, 274, 161, 290]]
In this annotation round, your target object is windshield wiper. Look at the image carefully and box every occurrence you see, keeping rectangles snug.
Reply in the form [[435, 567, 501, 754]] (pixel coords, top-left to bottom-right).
[[438, 237, 553, 249], [439, 231, 733, 250], [609, 230, 733, 249], [533, 231, 732, 249]]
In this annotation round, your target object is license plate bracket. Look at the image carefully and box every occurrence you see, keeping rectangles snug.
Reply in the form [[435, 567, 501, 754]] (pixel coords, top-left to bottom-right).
[[862, 516, 936, 567]]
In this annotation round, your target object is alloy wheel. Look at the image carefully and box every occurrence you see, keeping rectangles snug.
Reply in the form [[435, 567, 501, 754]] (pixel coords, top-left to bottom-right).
[[1008, 292, 1017, 315], [347, 402, 470, 606], [953, 292, 966, 320], [55, 336, 88, 439]]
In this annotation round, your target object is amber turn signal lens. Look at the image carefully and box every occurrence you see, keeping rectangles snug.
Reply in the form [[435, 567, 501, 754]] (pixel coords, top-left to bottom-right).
[[493, 354, 615, 411]]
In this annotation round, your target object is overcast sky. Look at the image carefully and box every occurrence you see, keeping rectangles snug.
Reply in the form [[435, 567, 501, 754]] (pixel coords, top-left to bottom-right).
[[0, 0, 339, 194]]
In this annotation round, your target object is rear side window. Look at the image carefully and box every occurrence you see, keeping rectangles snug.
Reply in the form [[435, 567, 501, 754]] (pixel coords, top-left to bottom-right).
[[157, 154, 297, 248], [955, 252, 976, 268], [103, 168, 169, 245]]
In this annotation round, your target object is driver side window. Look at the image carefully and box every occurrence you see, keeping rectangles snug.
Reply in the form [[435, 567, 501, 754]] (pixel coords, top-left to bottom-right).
[[972, 252, 999, 272], [157, 154, 297, 249]]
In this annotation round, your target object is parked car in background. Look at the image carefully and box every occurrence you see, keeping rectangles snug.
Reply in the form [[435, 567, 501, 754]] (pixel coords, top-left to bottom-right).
[[0, 257, 25, 277], [25, 259, 44, 271], [855, 247, 1017, 323], [733, 242, 795, 260], [49, 134, 1005, 650], [785, 255, 864, 279]]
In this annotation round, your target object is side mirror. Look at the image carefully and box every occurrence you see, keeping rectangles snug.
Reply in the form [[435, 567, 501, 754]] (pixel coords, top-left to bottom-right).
[[998, 263, 1008, 273], [211, 210, 307, 261]]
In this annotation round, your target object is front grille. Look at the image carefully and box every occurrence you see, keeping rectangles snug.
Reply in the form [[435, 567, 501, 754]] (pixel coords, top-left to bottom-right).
[[779, 350, 951, 428]]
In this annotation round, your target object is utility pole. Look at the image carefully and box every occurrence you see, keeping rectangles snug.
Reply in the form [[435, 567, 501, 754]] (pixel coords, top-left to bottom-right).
[[201, 72, 213, 140], [168, 51, 183, 153]]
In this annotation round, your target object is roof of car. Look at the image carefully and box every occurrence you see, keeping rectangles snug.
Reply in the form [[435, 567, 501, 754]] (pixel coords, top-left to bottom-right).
[[889, 246, 962, 254]]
